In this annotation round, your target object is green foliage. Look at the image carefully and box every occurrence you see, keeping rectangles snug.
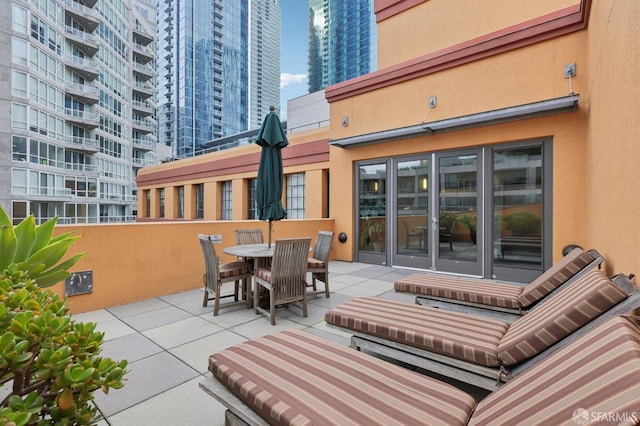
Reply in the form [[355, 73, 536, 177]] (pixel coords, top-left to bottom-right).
[[439, 212, 458, 230], [457, 213, 476, 231], [0, 208, 127, 424], [0, 208, 85, 288], [503, 212, 541, 236]]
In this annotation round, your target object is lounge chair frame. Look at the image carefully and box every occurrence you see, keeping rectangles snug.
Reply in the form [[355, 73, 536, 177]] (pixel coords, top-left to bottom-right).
[[201, 315, 640, 425], [412, 248, 604, 322], [330, 273, 639, 390]]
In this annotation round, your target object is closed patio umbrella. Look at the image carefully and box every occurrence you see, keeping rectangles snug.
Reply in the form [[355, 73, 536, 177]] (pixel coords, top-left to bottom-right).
[[255, 106, 288, 247]]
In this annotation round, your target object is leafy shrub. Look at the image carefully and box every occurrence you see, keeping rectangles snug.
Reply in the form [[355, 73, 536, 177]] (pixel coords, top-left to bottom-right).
[[0, 209, 127, 425]]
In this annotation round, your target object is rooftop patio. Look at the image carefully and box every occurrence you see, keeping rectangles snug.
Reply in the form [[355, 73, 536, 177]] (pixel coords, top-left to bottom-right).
[[75, 261, 493, 425]]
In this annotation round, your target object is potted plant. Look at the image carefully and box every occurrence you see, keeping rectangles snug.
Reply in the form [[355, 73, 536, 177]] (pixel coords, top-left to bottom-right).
[[0, 208, 128, 425]]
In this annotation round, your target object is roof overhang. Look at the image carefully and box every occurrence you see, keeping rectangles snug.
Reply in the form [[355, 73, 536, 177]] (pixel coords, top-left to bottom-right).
[[329, 94, 579, 148]]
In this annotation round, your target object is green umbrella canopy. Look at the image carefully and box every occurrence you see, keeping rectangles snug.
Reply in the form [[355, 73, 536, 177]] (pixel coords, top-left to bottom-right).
[[255, 107, 288, 227]]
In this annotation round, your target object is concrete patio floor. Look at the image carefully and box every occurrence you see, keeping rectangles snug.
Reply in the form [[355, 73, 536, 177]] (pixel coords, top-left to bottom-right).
[[74, 261, 488, 425]]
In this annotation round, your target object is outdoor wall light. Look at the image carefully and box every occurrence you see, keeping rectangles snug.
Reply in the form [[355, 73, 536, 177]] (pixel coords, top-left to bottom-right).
[[421, 176, 428, 190], [338, 232, 348, 243]]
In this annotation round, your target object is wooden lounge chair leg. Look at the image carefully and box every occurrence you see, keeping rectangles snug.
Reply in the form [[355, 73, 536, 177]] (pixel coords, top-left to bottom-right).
[[254, 280, 260, 315], [234, 280, 239, 302]]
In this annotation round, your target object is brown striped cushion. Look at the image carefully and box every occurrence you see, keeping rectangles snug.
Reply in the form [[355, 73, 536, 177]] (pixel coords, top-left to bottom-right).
[[325, 297, 509, 367], [517, 247, 597, 307], [307, 257, 325, 269], [254, 266, 272, 282], [394, 247, 597, 310], [209, 329, 477, 426], [394, 274, 524, 309], [219, 261, 252, 279], [470, 316, 640, 425], [498, 270, 628, 365]]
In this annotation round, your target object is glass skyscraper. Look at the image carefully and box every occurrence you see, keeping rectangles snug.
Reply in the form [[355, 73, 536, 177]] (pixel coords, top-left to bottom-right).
[[158, 0, 281, 158], [3, 0, 157, 224], [308, 0, 377, 93]]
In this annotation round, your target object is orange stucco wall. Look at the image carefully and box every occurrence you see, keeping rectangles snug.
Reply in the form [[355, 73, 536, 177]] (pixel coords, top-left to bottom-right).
[[582, 0, 640, 277], [51, 218, 334, 314], [376, 0, 578, 69]]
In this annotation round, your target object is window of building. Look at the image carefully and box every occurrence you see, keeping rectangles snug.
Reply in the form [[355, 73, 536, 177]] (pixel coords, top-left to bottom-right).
[[221, 181, 232, 220], [248, 178, 257, 219], [12, 136, 27, 161], [158, 188, 165, 218], [12, 201, 28, 225], [286, 173, 306, 219], [144, 190, 150, 217], [195, 184, 204, 219], [177, 186, 184, 218]]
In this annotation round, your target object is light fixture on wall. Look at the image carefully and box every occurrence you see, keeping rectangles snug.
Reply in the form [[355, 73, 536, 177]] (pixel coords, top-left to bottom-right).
[[421, 176, 428, 190], [373, 181, 379, 192]]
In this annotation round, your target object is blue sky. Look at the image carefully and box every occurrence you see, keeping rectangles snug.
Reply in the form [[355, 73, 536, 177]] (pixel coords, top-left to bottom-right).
[[279, 0, 309, 118]]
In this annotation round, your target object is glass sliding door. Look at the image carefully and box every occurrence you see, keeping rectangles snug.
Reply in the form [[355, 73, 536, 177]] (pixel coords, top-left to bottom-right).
[[491, 143, 550, 282], [394, 157, 430, 269], [357, 162, 388, 265], [434, 150, 483, 276]]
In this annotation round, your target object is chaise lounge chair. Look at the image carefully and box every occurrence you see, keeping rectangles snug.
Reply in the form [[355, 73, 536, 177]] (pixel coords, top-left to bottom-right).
[[325, 269, 639, 390], [395, 247, 603, 321], [200, 314, 640, 425]]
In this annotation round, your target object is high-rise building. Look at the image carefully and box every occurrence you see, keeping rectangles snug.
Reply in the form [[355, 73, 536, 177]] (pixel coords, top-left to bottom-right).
[[308, 0, 377, 93], [158, 0, 281, 159], [2, 0, 157, 224]]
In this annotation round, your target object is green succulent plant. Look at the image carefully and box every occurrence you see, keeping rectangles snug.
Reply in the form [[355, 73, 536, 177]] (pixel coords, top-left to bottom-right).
[[0, 208, 85, 288], [0, 207, 128, 425]]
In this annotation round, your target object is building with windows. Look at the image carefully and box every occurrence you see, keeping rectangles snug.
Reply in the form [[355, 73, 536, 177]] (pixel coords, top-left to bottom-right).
[[2, 0, 157, 224], [308, 0, 377, 92], [157, 0, 281, 159], [135, 0, 640, 286]]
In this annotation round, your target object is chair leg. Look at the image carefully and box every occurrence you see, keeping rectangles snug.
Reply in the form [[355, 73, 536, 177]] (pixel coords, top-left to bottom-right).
[[234, 280, 239, 301], [324, 274, 330, 298], [254, 280, 260, 314], [202, 274, 208, 307], [213, 283, 221, 316], [302, 295, 308, 318], [270, 291, 276, 325]]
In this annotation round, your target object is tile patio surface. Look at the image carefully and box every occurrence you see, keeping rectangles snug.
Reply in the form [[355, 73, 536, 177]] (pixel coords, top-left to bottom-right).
[[75, 261, 487, 425]]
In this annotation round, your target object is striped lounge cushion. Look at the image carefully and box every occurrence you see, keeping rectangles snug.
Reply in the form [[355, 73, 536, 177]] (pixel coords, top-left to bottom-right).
[[209, 329, 477, 426], [470, 316, 640, 425], [325, 297, 509, 367], [498, 270, 629, 365], [517, 247, 597, 308], [393, 247, 597, 310], [394, 274, 524, 309]]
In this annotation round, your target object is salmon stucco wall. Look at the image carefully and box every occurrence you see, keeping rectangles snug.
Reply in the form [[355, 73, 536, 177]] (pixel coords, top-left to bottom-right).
[[52, 219, 334, 314], [583, 0, 640, 277]]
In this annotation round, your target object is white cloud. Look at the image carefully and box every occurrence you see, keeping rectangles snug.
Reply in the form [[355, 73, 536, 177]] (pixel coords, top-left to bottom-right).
[[280, 73, 307, 88]]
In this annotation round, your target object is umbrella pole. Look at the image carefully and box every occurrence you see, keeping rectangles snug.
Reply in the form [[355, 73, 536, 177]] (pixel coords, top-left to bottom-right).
[[268, 220, 272, 248]]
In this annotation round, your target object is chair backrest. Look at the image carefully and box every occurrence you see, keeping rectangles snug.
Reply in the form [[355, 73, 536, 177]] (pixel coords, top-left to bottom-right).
[[471, 315, 640, 425], [235, 229, 264, 245], [498, 270, 630, 366], [198, 234, 220, 290], [517, 247, 600, 308], [271, 237, 311, 296], [312, 231, 334, 262]]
